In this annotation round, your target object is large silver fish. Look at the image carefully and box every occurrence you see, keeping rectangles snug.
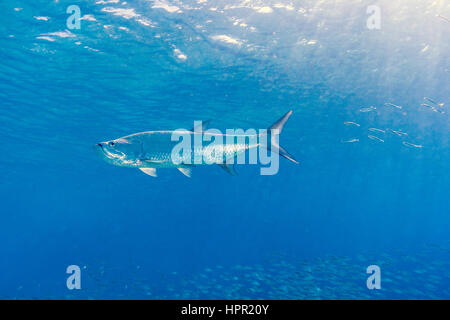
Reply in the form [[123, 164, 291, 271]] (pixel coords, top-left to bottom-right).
[[95, 110, 298, 177]]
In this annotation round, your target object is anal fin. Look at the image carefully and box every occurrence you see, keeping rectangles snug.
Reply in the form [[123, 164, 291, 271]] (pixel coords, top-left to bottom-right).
[[218, 163, 237, 176]]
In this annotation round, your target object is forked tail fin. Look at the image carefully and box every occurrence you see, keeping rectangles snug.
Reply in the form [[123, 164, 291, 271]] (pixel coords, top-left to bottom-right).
[[266, 110, 299, 164]]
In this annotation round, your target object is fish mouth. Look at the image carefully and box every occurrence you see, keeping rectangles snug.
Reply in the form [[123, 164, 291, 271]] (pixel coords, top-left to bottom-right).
[[94, 143, 125, 162], [94, 143, 109, 159], [95, 143, 104, 152]]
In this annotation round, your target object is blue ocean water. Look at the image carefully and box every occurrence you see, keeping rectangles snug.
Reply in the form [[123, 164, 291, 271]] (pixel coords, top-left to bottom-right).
[[0, 0, 449, 299]]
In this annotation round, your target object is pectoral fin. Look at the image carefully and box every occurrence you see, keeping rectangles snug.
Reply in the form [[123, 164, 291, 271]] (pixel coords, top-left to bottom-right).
[[177, 167, 192, 178], [218, 163, 237, 176], [139, 168, 157, 177]]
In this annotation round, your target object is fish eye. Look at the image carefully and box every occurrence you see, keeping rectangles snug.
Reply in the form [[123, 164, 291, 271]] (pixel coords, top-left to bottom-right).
[[109, 142, 115, 146]]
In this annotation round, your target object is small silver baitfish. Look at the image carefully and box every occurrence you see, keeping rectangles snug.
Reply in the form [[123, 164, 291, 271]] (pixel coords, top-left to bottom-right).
[[95, 110, 298, 177]]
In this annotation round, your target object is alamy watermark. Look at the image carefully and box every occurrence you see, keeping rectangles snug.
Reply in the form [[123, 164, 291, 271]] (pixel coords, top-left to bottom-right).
[[366, 265, 381, 289], [66, 265, 81, 290], [66, 5, 81, 30], [170, 123, 281, 175], [367, 5, 381, 30]]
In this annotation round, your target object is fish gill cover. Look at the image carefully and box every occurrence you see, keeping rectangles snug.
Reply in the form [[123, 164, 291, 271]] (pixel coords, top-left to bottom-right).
[[0, 0, 449, 299]]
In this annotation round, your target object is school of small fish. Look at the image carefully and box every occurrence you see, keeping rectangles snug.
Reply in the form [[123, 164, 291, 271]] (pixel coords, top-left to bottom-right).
[[342, 97, 446, 148]]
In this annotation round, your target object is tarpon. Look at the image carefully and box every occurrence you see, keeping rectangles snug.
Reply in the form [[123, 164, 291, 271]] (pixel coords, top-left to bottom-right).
[[95, 110, 298, 177]]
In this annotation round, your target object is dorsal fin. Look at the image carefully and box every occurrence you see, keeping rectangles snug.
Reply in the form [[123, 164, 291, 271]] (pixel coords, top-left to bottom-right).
[[177, 167, 192, 177], [191, 120, 211, 132], [139, 168, 157, 177]]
